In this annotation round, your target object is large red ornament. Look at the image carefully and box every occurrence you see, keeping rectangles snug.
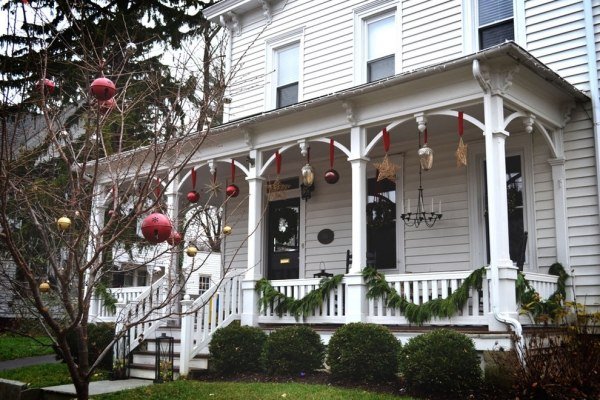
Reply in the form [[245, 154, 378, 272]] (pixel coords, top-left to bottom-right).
[[37, 78, 56, 95], [226, 184, 239, 197], [140, 213, 172, 244], [166, 230, 183, 246], [324, 169, 339, 184], [90, 77, 116, 101], [187, 190, 200, 203]]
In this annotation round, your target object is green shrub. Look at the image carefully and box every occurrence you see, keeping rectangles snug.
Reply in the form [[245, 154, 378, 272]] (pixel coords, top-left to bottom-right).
[[399, 329, 481, 398], [263, 326, 325, 375], [209, 322, 267, 375], [327, 322, 399, 382], [64, 323, 115, 370]]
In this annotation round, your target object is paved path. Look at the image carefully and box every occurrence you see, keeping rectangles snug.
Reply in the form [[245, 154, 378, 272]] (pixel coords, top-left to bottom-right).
[[43, 379, 153, 397], [0, 354, 59, 371]]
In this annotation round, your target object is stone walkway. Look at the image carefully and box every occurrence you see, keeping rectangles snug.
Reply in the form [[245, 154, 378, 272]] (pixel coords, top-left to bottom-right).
[[0, 354, 58, 371], [43, 379, 153, 398]]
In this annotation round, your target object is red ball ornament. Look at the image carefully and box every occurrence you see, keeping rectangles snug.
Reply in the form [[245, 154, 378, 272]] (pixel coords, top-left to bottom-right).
[[140, 213, 172, 244], [187, 190, 200, 203], [90, 77, 116, 101], [226, 184, 239, 197], [37, 78, 56, 95], [99, 97, 116, 113], [166, 230, 183, 246], [324, 169, 339, 184]]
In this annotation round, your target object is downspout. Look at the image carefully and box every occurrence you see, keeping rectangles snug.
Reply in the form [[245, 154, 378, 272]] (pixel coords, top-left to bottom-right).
[[583, 0, 600, 224], [473, 59, 525, 364]]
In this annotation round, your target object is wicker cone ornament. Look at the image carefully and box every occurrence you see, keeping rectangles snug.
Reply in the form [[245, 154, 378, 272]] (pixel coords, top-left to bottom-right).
[[456, 137, 468, 167]]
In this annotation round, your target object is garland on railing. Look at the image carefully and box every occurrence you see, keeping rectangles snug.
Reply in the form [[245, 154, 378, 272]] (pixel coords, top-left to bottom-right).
[[517, 262, 568, 323], [255, 274, 344, 320], [362, 266, 487, 325]]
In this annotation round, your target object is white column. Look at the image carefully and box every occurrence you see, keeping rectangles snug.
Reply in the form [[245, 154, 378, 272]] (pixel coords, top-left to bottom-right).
[[242, 149, 264, 326], [87, 187, 106, 321], [179, 295, 194, 376], [346, 126, 368, 323], [165, 173, 180, 314], [483, 93, 518, 329], [549, 157, 570, 267]]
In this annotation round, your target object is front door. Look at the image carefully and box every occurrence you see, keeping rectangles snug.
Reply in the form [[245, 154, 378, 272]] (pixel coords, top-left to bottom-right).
[[267, 198, 300, 280]]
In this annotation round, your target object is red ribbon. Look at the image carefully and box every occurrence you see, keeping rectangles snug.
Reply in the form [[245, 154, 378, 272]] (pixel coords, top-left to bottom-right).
[[424, 128, 428, 144], [275, 151, 281, 175], [191, 168, 196, 190], [212, 170, 217, 184], [383, 128, 390, 152], [458, 111, 464, 137], [329, 139, 334, 169], [306, 147, 311, 163], [231, 159, 235, 182]]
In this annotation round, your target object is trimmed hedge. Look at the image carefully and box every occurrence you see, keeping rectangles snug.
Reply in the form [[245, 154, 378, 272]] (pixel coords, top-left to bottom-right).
[[64, 323, 115, 370], [209, 322, 267, 375], [399, 329, 482, 398], [262, 326, 325, 375], [327, 323, 399, 382]]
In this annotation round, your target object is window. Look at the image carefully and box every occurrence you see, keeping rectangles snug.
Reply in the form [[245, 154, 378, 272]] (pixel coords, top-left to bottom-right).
[[366, 14, 395, 82], [275, 43, 299, 108], [366, 177, 397, 269], [478, 0, 514, 49], [198, 275, 211, 295]]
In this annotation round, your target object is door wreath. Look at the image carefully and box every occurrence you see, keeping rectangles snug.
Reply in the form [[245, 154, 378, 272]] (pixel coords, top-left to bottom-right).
[[270, 206, 298, 243]]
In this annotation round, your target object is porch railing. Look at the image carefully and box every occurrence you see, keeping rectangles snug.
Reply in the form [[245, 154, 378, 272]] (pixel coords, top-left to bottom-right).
[[364, 270, 490, 325], [522, 272, 559, 300], [179, 271, 243, 375], [257, 277, 346, 324]]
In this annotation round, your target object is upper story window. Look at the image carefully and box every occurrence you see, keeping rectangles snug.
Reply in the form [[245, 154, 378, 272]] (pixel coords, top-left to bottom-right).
[[276, 43, 300, 108], [366, 14, 396, 82], [478, 0, 514, 49]]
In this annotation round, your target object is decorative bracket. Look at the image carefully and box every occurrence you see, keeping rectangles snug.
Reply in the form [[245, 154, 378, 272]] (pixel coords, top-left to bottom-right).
[[208, 160, 216, 176], [258, 0, 273, 23], [561, 102, 575, 128], [523, 114, 536, 134], [242, 127, 254, 149], [341, 101, 356, 126], [220, 12, 241, 35], [472, 60, 519, 95], [298, 139, 309, 157], [414, 113, 427, 133]]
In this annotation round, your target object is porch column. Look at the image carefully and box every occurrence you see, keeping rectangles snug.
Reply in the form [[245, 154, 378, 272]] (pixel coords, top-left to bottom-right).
[[346, 126, 368, 323], [548, 128, 570, 268], [87, 187, 106, 322], [483, 92, 519, 329], [242, 149, 264, 326], [165, 173, 180, 313]]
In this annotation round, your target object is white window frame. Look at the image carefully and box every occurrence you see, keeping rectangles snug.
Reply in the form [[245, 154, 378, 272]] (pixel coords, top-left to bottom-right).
[[462, 0, 525, 54], [265, 27, 304, 110], [467, 135, 537, 271], [366, 152, 405, 272], [198, 274, 211, 295], [353, 1, 400, 85]]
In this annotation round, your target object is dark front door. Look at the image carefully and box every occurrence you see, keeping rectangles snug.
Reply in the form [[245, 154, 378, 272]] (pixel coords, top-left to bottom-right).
[[267, 198, 300, 280]]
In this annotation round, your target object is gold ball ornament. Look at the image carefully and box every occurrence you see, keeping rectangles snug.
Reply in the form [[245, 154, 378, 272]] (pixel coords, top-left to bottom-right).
[[186, 245, 198, 257], [39, 281, 50, 293], [223, 225, 232, 236], [57, 216, 72, 231]]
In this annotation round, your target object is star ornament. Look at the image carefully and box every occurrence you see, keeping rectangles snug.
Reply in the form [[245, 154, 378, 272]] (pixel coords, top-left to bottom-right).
[[373, 154, 400, 182], [455, 137, 468, 167], [267, 178, 291, 200], [204, 180, 222, 197]]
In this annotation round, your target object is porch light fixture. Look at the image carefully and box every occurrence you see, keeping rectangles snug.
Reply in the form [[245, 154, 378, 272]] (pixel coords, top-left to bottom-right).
[[401, 130, 442, 228], [300, 148, 315, 200], [154, 333, 174, 383]]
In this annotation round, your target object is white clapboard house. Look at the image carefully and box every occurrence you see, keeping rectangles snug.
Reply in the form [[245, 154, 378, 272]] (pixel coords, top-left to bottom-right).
[[90, 0, 600, 378]]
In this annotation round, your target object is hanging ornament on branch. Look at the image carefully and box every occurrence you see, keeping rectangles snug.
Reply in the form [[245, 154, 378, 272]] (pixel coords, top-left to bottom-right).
[[267, 150, 290, 200], [455, 111, 468, 167], [418, 128, 434, 171], [187, 167, 201, 203], [205, 169, 222, 197], [373, 127, 399, 182], [324, 138, 340, 184], [226, 159, 240, 197]]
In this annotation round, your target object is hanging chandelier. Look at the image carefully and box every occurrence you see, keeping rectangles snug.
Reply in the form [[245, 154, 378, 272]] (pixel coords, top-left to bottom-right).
[[400, 129, 442, 228]]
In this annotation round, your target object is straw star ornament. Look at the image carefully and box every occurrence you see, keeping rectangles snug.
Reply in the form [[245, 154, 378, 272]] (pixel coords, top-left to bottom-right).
[[374, 153, 399, 182]]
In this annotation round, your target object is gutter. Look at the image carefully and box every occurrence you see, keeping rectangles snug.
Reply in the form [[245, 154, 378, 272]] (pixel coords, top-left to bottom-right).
[[583, 0, 600, 221], [472, 58, 525, 365]]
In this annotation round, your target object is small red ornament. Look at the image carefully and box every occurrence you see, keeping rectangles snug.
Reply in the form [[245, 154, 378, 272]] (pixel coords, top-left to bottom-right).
[[37, 78, 56, 95], [324, 169, 339, 184], [226, 184, 239, 198], [166, 230, 183, 246], [90, 77, 116, 101], [187, 190, 200, 203], [99, 97, 116, 113], [140, 213, 172, 244]]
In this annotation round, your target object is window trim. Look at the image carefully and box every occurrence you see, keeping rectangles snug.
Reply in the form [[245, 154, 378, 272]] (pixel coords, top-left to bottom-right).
[[467, 135, 537, 271], [265, 28, 304, 110], [353, 1, 399, 85], [463, 0, 525, 53]]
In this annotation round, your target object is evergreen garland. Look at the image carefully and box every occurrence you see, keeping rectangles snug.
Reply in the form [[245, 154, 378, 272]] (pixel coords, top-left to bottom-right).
[[517, 262, 568, 322], [255, 274, 344, 320], [362, 266, 486, 325]]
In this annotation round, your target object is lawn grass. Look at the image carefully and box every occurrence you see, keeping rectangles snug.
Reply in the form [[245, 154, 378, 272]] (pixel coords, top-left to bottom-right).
[[93, 380, 414, 400], [0, 363, 109, 388], [0, 334, 55, 360]]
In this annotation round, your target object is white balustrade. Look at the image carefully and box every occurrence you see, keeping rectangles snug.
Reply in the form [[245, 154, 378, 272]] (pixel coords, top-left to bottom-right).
[[90, 286, 148, 322], [257, 278, 346, 324], [522, 272, 559, 300]]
